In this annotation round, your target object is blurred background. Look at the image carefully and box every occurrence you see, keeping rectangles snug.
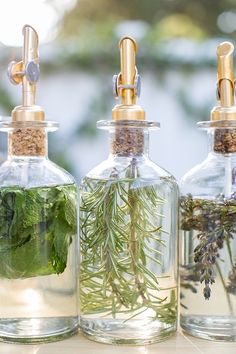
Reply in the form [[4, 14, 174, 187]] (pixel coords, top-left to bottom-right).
[[0, 0, 236, 181]]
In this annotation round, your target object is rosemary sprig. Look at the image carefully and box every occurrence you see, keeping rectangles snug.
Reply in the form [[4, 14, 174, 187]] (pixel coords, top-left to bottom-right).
[[79, 160, 176, 323]]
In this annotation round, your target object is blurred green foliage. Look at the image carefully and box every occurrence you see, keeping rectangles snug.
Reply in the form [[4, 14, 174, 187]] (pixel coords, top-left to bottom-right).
[[50, 0, 236, 73], [61, 0, 235, 38]]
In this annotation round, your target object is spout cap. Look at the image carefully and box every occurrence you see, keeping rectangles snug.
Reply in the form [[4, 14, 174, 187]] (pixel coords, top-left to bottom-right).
[[112, 36, 145, 120], [8, 25, 44, 122], [211, 41, 236, 121]]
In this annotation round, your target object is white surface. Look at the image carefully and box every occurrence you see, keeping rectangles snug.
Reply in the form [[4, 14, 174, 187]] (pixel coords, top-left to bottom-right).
[[0, 331, 235, 354]]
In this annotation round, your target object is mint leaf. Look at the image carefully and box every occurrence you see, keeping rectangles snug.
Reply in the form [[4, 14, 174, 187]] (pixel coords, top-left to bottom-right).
[[23, 190, 42, 228], [0, 183, 77, 279]]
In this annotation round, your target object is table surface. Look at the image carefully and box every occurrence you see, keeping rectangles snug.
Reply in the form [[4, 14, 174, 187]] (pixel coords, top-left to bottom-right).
[[0, 330, 235, 354]]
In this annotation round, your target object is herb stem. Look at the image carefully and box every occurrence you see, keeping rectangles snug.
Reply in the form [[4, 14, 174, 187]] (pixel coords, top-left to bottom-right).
[[128, 158, 148, 303], [226, 238, 234, 268]]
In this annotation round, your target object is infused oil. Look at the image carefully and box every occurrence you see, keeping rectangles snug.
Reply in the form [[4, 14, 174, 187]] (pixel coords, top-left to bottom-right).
[[79, 37, 178, 345], [0, 25, 78, 343]]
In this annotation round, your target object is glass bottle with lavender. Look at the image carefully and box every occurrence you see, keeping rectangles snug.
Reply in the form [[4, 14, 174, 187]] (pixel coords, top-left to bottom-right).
[[0, 25, 78, 343], [79, 36, 178, 345], [180, 42, 236, 341]]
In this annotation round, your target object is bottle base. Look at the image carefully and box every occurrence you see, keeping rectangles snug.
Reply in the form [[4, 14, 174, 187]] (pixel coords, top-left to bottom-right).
[[181, 315, 236, 341], [80, 317, 176, 345], [0, 317, 79, 344]]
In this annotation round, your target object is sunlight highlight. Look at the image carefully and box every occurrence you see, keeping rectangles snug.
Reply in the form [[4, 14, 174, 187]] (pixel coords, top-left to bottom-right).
[[0, 0, 58, 46]]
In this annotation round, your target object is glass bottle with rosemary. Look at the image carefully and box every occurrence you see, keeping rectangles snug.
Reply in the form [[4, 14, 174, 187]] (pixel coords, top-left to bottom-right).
[[180, 42, 236, 341], [79, 36, 178, 345], [0, 25, 78, 343]]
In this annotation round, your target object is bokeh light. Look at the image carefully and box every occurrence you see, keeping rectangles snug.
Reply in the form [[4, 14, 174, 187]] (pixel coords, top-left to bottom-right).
[[0, 0, 76, 46], [217, 11, 236, 34]]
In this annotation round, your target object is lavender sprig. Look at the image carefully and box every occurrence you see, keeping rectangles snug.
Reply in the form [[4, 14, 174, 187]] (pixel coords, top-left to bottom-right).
[[180, 194, 236, 300], [194, 234, 219, 300]]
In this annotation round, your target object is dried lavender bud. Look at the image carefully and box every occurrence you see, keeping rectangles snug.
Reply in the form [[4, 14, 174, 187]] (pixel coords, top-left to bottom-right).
[[203, 283, 211, 300], [214, 129, 236, 153], [9, 128, 46, 156], [195, 237, 218, 299], [180, 194, 236, 300], [111, 128, 144, 155]]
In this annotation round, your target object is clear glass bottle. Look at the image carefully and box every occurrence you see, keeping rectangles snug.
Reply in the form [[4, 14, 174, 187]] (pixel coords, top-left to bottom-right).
[[79, 37, 178, 345], [0, 25, 78, 343], [180, 42, 236, 341]]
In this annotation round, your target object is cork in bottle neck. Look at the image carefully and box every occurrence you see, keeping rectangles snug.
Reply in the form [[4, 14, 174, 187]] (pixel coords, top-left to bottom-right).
[[212, 128, 236, 154], [110, 127, 148, 156], [8, 127, 48, 157]]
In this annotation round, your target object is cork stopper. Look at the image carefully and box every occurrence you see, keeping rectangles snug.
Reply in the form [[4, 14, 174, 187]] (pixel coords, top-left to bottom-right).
[[9, 128, 47, 156], [111, 127, 144, 155], [213, 128, 236, 153]]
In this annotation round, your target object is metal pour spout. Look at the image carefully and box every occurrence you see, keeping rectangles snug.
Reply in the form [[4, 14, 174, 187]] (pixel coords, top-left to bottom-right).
[[22, 25, 39, 107], [8, 24, 44, 122], [217, 42, 234, 107], [211, 41, 236, 121], [112, 36, 145, 121], [119, 36, 137, 105]]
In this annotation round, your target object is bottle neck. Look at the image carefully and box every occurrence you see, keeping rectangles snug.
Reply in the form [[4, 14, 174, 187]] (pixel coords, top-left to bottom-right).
[[8, 127, 48, 159], [208, 128, 236, 155], [109, 127, 149, 158]]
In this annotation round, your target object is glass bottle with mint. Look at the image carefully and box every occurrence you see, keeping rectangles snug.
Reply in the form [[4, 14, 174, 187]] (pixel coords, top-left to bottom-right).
[[79, 36, 178, 345], [180, 42, 236, 341], [0, 25, 78, 343]]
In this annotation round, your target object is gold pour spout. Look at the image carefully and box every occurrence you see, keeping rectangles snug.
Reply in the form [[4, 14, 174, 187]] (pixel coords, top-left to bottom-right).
[[119, 36, 137, 105], [112, 36, 145, 121], [22, 25, 39, 107], [217, 42, 234, 107], [8, 24, 44, 122], [211, 41, 236, 121]]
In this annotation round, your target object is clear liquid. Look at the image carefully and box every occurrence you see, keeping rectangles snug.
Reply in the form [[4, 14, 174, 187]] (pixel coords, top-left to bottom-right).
[[80, 176, 178, 344], [0, 242, 78, 343], [0, 184, 78, 343], [180, 197, 236, 341]]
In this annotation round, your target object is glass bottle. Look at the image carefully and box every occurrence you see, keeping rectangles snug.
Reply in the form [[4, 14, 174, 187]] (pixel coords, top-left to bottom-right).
[[79, 36, 178, 345], [180, 42, 236, 341], [0, 25, 78, 343]]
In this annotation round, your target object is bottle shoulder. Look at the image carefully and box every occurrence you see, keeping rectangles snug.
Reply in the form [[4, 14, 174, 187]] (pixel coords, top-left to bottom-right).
[[180, 153, 236, 196], [84, 156, 177, 184], [0, 158, 76, 188]]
